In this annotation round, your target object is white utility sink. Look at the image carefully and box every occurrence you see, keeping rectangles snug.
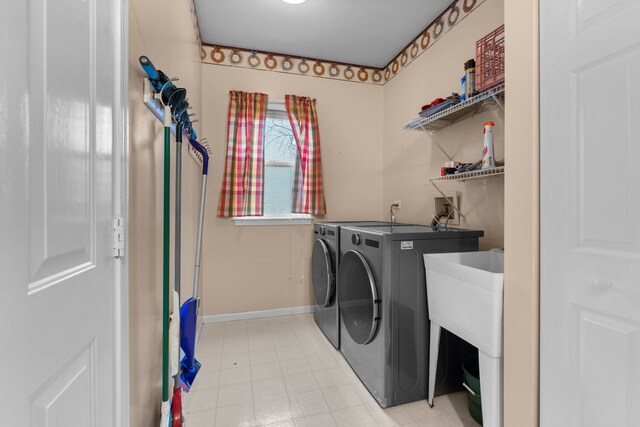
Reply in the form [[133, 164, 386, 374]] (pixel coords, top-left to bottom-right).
[[424, 250, 504, 427]]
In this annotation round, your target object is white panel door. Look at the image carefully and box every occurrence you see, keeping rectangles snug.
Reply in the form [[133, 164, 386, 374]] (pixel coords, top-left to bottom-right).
[[540, 0, 640, 426], [0, 0, 122, 425]]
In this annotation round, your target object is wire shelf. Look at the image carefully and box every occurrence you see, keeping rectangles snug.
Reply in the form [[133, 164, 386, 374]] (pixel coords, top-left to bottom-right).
[[429, 166, 504, 183], [403, 84, 505, 133]]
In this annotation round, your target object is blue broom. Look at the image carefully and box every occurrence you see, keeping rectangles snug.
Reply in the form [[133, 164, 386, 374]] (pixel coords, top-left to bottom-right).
[[180, 135, 209, 391]]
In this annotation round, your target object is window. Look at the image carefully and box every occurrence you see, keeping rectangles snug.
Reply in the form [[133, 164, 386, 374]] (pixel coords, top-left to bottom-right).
[[233, 101, 311, 225], [263, 106, 296, 215]]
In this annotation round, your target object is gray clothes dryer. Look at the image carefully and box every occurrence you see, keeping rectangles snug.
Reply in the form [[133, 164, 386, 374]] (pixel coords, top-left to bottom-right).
[[338, 225, 483, 408], [312, 221, 399, 349]]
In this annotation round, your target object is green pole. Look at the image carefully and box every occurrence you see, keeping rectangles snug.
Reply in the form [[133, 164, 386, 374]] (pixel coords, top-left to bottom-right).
[[162, 106, 171, 403]]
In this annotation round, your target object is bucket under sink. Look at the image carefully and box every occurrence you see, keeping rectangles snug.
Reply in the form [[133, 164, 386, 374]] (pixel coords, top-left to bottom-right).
[[424, 250, 504, 358]]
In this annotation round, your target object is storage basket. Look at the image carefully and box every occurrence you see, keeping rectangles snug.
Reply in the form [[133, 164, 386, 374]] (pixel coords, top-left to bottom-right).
[[475, 25, 505, 92]]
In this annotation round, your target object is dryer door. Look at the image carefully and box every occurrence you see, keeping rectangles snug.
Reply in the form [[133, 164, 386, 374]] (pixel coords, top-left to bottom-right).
[[338, 250, 379, 345], [312, 239, 334, 307]]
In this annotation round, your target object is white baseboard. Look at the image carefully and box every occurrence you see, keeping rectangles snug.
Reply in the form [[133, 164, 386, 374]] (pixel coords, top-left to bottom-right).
[[203, 305, 314, 324]]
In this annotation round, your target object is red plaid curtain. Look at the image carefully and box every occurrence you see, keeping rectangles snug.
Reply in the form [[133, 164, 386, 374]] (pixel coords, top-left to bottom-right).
[[285, 95, 326, 215], [217, 91, 268, 217]]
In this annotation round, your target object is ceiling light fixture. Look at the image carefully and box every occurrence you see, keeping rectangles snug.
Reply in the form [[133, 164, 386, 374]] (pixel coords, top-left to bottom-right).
[[282, 0, 306, 4]]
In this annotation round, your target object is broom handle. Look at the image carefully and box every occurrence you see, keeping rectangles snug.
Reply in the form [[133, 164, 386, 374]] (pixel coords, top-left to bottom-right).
[[174, 123, 183, 394], [175, 123, 182, 296], [188, 138, 209, 305], [162, 106, 171, 403], [192, 174, 207, 302]]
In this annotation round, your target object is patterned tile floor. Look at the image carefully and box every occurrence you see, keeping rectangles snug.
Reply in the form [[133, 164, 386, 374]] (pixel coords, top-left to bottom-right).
[[183, 314, 481, 427]]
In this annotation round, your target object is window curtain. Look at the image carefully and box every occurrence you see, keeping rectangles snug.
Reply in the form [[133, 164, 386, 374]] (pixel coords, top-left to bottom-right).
[[217, 91, 269, 217], [285, 95, 327, 215]]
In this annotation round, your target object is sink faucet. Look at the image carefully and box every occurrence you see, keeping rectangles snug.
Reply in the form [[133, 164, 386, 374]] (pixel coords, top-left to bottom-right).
[[390, 202, 399, 225]]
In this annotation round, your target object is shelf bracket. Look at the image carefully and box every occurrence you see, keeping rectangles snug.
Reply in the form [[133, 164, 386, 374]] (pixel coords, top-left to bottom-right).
[[430, 181, 466, 222], [490, 93, 504, 110], [433, 141, 454, 162], [419, 123, 453, 161]]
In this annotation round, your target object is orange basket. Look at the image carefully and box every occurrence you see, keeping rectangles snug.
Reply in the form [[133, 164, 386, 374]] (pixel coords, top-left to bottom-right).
[[475, 25, 505, 92]]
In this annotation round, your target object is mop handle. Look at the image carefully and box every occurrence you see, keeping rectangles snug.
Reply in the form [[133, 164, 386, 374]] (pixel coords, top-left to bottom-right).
[[162, 106, 172, 403], [188, 137, 209, 300], [192, 175, 207, 300], [175, 122, 183, 296]]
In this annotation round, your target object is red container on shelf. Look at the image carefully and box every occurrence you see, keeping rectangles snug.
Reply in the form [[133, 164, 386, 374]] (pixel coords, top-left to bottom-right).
[[475, 24, 505, 92]]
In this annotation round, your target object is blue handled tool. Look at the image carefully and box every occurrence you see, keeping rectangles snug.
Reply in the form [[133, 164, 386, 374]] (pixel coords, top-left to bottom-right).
[[179, 136, 210, 391]]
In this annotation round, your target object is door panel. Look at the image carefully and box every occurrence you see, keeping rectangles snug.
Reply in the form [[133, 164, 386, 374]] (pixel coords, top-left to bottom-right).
[[577, 308, 640, 426], [0, 0, 120, 424], [30, 341, 96, 427], [27, 0, 99, 289], [28, 0, 96, 290], [541, 0, 640, 425], [573, 48, 640, 254]]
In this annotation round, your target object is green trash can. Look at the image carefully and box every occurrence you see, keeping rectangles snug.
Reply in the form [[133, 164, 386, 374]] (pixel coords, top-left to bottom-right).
[[462, 358, 483, 425]]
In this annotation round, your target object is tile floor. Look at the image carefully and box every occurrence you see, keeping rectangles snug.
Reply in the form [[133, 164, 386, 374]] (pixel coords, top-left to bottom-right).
[[183, 314, 481, 427]]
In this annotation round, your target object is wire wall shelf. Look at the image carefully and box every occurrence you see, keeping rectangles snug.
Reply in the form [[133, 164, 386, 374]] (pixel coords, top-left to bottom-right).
[[429, 166, 504, 183], [403, 84, 505, 133]]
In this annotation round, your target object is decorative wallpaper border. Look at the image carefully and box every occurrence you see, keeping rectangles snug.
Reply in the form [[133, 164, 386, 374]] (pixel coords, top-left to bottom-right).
[[201, 45, 384, 85], [198, 0, 486, 85], [382, 0, 485, 84]]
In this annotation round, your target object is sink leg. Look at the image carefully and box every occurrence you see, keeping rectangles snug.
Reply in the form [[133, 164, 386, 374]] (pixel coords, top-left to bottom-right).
[[427, 321, 441, 407], [478, 350, 503, 427]]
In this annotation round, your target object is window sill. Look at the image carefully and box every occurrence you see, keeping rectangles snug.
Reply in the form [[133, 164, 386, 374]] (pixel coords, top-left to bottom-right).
[[232, 214, 313, 226]]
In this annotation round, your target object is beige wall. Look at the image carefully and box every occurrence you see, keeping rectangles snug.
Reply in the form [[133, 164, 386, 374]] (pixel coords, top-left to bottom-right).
[[201, 66, 384, 315], [128, 0, 202, 425], [382, 0, 505, 249], [504, 0, 540, 425]]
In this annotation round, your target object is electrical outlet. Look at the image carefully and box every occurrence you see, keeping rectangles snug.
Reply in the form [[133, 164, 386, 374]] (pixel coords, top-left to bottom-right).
[[393, 200, 402, 209], [434, 192, 460, 226]]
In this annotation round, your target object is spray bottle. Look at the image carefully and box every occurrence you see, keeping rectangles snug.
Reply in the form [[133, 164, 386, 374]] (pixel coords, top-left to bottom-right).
[[481, 121, 495, 170]]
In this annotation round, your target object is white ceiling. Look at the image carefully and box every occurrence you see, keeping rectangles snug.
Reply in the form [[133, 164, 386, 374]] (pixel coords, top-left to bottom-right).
[[195, 0, 454, 68]]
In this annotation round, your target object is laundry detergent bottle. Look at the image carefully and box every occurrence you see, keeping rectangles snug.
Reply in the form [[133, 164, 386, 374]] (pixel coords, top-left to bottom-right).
[[481, 121, 495, 170]]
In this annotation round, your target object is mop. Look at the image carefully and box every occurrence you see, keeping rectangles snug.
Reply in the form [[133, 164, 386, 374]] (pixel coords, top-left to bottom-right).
[[169, 101, 201, 426], [179, 135, 210, 391]]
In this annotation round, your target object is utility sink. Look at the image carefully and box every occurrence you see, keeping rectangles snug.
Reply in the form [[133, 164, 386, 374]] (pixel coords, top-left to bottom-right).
[[425, 250, 504, 357], [424, 250, 504, 427]]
